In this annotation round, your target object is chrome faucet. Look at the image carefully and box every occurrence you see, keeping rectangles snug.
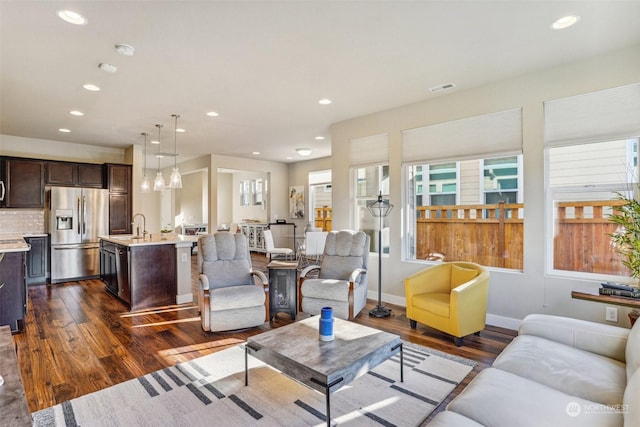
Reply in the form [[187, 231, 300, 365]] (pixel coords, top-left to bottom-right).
[[132, 213, 147, 238]]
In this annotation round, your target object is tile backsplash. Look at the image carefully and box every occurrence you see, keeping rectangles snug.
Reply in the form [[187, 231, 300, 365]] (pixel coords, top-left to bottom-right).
[[0, 210, 45, 235]]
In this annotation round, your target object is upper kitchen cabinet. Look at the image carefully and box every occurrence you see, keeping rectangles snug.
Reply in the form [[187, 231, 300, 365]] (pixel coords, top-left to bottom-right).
[[46, 161, 105, 188], [106, 164, 132, 235], [0, 158, 45, 208]]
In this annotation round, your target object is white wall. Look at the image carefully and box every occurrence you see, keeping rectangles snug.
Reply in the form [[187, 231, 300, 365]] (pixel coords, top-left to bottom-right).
[[0, 134, 125, 163], [330, 44, 640, 329], [217, 172, 233, 225]]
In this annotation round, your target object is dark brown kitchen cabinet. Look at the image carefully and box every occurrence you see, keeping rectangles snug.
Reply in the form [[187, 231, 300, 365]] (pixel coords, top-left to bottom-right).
[[46, 161, 104, 188], [0, 251, 27, 333], [107, 164, 132, 235], [24, 236, 48, 285], [2, 158, 44, 208]]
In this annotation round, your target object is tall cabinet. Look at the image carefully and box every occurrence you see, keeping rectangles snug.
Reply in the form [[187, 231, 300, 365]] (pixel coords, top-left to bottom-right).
[[107, 164, 132, 235]]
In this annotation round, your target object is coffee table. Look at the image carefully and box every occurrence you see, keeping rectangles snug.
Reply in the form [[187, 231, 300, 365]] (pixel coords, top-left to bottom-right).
[[245, 316, 403, 426]]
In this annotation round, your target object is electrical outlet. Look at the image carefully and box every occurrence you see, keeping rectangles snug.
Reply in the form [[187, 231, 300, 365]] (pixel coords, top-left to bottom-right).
[[181, 253, 188, 262], [605, 306, 618, 322]]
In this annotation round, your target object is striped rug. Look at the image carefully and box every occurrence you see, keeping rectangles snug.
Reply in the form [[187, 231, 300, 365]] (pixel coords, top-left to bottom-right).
[[32, 342, 475, 427]]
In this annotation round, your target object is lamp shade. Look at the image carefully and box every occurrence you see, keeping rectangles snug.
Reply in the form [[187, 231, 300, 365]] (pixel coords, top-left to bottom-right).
[[169, 167, 182, 189], [366, 192, 393, 218], [153, 171, 166, 191]]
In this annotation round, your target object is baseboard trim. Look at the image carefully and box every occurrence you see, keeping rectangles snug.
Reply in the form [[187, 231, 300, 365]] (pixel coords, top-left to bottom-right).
[[176, 293, 193, 305], [368, 291, 522, 331], [485, 314, 521, 331]]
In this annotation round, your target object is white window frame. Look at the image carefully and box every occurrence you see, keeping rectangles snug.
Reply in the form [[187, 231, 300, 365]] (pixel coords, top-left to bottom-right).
[[544, 138, 638, 281]]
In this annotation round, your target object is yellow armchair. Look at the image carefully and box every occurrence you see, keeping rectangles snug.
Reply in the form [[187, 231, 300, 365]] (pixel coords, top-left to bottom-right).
[[404, 262, 489, 346]]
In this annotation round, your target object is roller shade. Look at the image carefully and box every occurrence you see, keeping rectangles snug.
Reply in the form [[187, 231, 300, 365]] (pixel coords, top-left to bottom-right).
[[544, 83, 640, 147], [402, 108, 522, 163], [349, 133, 388, 166]]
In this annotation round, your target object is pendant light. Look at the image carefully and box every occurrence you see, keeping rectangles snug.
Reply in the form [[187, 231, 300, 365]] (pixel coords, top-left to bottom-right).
[[168, 114, 182, 189], [140, 132, 151, 193], [153, 124, 166, 191]]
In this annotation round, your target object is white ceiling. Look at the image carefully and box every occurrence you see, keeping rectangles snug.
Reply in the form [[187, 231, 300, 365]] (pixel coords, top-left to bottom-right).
[[1, 1, 639, 164]]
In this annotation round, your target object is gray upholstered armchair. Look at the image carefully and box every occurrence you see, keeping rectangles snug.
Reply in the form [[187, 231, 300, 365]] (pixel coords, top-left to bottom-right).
[[197, 232, 268, 332], [298, 230, 370, 320]]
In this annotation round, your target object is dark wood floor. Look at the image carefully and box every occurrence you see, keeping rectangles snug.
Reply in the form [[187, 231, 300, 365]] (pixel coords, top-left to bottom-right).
[[14, 252, 516, 424]]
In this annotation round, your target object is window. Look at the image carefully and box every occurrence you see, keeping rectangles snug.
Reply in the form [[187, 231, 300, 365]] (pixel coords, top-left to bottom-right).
[[402, 108, 524, 267], [406, 155, 523, 269], [354, 164, 389, 253], [544, 83, 640, 279], [547, 139, 638, 278]]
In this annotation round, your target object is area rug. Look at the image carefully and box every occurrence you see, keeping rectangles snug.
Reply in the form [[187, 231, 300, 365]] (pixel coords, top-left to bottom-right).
[[32, 342, 475, 427]]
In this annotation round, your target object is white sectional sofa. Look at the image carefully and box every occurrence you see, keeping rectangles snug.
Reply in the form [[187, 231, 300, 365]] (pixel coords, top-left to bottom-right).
[[430, 313, 640, 427]]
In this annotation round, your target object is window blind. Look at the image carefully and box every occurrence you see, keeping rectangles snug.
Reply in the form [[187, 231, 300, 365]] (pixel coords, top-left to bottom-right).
[[544, 83, 640, 147], [349, 133, 388, 166], [402, 108, 522, 163]]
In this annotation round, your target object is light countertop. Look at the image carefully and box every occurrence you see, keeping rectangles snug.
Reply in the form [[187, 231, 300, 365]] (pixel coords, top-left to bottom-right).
[[99, 234, 199, 248], [0, 235, 31, 253]]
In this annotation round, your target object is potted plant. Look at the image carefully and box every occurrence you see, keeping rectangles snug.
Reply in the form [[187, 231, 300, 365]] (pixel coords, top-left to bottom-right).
[[609, 193, 640, 280], [608, 192, 640, 325]]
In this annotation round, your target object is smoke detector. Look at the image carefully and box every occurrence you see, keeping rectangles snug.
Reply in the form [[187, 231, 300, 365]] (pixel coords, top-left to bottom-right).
[[115, 44, 135, 56], [429, 83, 456, 93], [99, 63, 117, 73]]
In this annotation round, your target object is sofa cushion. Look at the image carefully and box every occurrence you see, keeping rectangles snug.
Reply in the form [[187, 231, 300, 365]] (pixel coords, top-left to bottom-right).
[[624, 370, 640, 427], [493, 335, 627, 405], [448, 367, 623, 427], [411, 293, 450, 317], [625, 318, 640, 379], [209, 285, 265, 311], [301, 278, 350, 302], [450, 264, 478, 289]]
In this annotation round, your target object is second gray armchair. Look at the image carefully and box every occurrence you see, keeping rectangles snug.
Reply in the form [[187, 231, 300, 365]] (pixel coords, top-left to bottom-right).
[[298, 230, 370, 320]]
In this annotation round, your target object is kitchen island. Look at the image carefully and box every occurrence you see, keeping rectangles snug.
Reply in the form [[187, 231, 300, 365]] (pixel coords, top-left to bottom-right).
[[99, 234, 197, 311]]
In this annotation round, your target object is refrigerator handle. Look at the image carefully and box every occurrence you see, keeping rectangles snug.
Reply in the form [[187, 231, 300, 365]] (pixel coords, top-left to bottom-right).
[[0, 181, 5, 201], [77, 197, 81, 234], [82, 195, 87, 236]]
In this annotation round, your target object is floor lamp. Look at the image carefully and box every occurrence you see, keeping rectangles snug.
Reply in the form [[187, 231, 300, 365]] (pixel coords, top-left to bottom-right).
[[367, 192, 393, 318]]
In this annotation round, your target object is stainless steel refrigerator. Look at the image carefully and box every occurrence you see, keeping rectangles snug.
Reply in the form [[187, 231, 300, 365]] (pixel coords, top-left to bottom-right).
[[48, 187, 109, 283]]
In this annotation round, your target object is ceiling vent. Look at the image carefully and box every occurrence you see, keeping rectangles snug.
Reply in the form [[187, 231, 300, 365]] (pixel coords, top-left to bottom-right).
[[429, 83, 456, 93]]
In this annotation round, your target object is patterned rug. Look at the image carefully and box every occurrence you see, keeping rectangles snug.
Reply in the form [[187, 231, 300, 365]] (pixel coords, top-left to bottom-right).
[[32, 342, 475, 426]]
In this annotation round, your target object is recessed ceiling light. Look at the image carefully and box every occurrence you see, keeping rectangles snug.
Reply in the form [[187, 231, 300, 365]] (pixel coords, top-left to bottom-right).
[[69, 110, 84, 116], [315, 136, 325, 140], [58, 128, 71, 133], [286, 156, 293, 160], [552, 15, 580, 30], [296, 148, 312, 156], [176, 128, 186, 133], [150, 139, 160, 145], [57, 10, 87, 25], [252, 151, 261, 155], [318, 99, 332, 105], [83, 83, 100, 91], [115, 44, 135, 56], [206, 111, 219, 117], [99, 63, 117, 73]]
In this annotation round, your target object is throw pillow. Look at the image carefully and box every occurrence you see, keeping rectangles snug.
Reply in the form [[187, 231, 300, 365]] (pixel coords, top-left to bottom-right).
[[451, 264, 478, 289]]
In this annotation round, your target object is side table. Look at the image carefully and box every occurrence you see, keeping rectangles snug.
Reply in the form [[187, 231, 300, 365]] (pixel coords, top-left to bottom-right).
[[267, 260, 298, 321]]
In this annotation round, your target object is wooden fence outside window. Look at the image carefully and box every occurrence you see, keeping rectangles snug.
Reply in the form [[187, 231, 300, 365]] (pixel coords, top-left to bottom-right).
[[416, 200, 628, 275]]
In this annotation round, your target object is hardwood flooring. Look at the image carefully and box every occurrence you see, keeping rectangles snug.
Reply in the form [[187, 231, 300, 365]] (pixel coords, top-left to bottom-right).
[[13, 252, 516, 424]]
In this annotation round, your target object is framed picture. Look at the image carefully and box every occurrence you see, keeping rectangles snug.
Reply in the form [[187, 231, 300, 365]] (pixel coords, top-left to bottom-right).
[[289, 186, 304, 219]]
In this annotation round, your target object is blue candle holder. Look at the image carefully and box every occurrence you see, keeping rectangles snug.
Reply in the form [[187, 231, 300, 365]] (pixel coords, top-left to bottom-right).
[[319, 306, 334, 342]]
